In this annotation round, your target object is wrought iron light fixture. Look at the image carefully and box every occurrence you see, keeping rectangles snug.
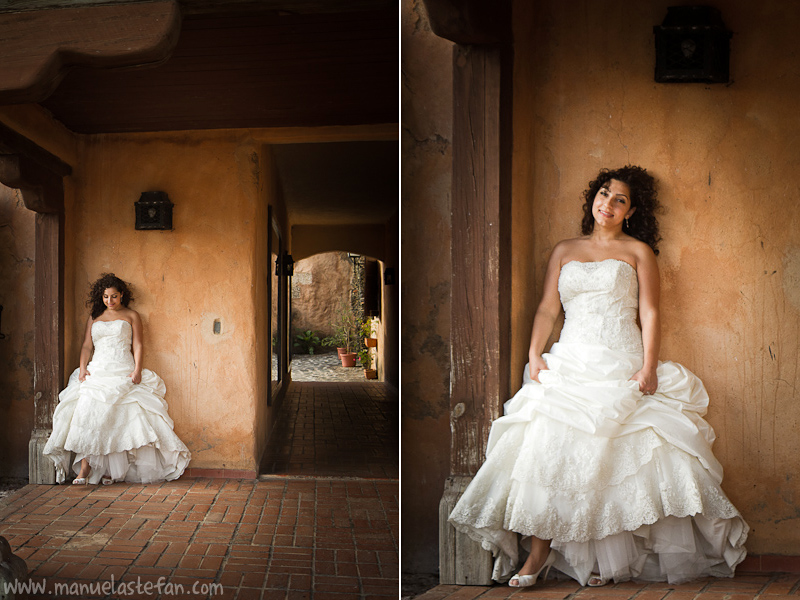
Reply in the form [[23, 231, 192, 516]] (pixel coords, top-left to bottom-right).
[[135, 191, 173, 230], [654, 6, 732, 83], [275, 252, 294, 277]]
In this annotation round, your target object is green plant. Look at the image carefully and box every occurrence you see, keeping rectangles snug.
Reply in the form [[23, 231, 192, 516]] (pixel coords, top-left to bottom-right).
[[358, 346, 372, 369], [358, 317, 373, 340], [322, 301, 359, 352], [293, 329, 321, 355]]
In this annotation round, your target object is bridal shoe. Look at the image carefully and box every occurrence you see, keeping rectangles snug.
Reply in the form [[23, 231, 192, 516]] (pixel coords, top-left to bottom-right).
[[588, 574, 609, 587], [72, 477, 88, 485], [509, 551, 556, 587]]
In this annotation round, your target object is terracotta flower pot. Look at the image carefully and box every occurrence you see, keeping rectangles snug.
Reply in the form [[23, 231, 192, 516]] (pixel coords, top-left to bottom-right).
[[364, 337, 378, 348], [337, 347, 347, 357], [340, 352, 357, 367], [364, 368, 377, 379]]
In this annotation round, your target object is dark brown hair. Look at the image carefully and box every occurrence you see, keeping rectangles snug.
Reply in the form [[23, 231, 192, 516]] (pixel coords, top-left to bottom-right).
[[87, 273, 133, 319], [580, 165, 661, 254]]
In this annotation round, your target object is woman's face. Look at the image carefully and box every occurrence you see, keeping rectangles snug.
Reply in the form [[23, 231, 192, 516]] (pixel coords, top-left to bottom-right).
[[591, 178, 635, 229], [103, 287, 122, 311]]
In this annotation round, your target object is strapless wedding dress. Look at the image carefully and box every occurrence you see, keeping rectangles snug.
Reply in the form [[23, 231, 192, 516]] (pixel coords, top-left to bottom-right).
[[448, 259, 748, 585], [44, 319, 191, 484]]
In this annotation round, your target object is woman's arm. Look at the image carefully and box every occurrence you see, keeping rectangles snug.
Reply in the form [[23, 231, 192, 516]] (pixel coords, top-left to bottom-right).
[[78, 317, 94, 382], [631, 246, 661, 394], [528, 245, 566, 381], [129, 310, 144, 384]]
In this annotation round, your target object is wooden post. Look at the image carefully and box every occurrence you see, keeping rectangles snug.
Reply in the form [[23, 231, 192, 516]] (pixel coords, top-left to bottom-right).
[[0, 123, 70, 484], [29, 210, 64, 484], [439, 40, 512, 585]]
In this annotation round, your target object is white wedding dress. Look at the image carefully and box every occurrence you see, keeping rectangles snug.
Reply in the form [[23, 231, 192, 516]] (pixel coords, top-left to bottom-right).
[[44, 319, 191, 484], [448, 259, 748, 585]]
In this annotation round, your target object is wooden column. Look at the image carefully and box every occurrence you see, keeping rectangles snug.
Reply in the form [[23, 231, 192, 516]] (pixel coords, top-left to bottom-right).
[[438, 39, 513, 585], [0, 122, 70, 484]]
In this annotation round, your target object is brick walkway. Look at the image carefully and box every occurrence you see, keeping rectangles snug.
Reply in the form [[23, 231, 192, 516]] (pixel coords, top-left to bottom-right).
[[413, 573, 800, 600], [261, 382, 398, 479], [0, 382, 399, 599]]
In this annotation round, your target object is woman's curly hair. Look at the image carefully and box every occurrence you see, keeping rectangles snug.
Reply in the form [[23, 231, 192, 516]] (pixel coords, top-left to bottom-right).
[[580, 165, 662, 255], [86, 273, 134, 319]]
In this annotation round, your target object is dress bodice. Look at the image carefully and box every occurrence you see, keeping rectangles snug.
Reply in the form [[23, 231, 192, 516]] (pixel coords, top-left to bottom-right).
[[558, 259, 643, 353], [91, 319, 134, 369]]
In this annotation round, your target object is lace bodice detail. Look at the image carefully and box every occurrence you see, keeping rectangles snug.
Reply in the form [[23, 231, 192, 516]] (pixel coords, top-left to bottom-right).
[[91, 320, 134, 369], [558, 259, 643, 353]]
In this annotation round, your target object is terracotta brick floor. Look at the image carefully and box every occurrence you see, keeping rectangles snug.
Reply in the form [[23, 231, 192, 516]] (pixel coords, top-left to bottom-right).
[[260, 381, 398, 479], [413, 573, 800, 600], [0, 382, 399, 599]]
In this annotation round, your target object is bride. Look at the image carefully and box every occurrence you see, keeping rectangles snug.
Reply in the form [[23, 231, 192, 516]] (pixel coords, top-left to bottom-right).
[[448, 165, 748, 587], [44, 273, 190, 485]]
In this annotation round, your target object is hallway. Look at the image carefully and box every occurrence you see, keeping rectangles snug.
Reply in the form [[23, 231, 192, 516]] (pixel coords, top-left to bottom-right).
[[261, 381, 398, 479], [0, 381, 398, 599]]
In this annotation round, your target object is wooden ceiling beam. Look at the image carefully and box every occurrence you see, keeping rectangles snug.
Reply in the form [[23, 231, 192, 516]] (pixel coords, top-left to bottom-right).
[[421, 0, 509, 45], [0, 0, 181, 104]]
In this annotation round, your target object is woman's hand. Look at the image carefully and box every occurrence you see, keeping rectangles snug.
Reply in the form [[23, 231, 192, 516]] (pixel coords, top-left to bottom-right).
[[129, 369, 142, 385], [529, 355, 549, 383], [631, 366, 658, 395], [79, 368, 90, 382]]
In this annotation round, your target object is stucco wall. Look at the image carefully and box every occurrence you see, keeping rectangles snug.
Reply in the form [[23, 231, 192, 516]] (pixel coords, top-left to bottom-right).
[[511, 0, 800, 555], [401, 0, 454, 575], [64, 131, 271, 472], [0, 185, 35, 479]]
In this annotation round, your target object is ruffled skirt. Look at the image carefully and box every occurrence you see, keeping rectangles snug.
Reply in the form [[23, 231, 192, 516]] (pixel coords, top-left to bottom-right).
[[448, 342, 748, 584], [44, 366, 191, 484]]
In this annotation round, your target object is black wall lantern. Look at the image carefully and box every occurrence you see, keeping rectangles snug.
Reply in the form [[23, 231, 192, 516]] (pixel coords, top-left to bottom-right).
[[275, 251, 294, 277], [654, 6, 732, 83], [135, 191, 173, 230]]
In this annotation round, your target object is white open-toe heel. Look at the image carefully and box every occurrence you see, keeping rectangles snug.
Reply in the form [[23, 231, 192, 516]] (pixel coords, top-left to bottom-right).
[[509, 551, 556, 588], [587, 573, 609, 587]]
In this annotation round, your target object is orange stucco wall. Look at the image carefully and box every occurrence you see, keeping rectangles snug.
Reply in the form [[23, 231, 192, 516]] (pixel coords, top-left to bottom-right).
[[401, 0, 454, 574], [69, 131, 271, 472], [511, 0, 800, 556]]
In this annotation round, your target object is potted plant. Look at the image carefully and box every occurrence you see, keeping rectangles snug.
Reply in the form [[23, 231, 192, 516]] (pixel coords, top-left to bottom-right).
[[323, 302, 359, 366], [359, 317, 378, 348], [358, 345, 377, 379]]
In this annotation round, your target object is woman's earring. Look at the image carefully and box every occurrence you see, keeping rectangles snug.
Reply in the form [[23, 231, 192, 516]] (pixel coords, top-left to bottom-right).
[[625, 217, 629, 229]]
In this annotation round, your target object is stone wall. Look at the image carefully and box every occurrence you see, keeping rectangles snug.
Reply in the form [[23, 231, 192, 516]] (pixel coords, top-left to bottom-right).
[[291, 252, 354, 350]]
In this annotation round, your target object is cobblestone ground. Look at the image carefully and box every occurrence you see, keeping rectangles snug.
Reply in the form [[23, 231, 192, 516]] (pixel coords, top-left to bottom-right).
[[290, 352, 370, 382]]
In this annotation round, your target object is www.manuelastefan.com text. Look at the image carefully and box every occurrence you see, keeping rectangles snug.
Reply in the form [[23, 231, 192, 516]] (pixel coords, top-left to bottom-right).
[[3, 575, 223, 597]]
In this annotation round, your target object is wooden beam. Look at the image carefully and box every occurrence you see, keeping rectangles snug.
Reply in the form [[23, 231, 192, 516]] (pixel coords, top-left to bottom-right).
[[0, 154, 65, 213], [421, 0, 509, 45], [0, 0, 393, 15], [0, 121, 71, 177], [0, 0, 181, 104]]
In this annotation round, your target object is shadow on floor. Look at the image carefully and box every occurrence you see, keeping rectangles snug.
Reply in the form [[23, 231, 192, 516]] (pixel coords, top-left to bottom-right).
[[260, 381, 398, 480]]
